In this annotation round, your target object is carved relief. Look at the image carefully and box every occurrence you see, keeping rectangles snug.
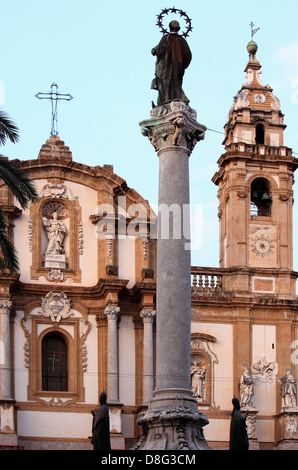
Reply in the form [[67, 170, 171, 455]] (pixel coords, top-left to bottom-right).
[[253, 93, 266, 104], [28, 217, 33, 252], [251, 356, 278, 384], [286, 416, 297, 438], [140, 100, 205, 154], [79, 221, 84, 255], [39, 292, 72, 323], [38, 183, 78, 200], [80, 319, 91, 373]]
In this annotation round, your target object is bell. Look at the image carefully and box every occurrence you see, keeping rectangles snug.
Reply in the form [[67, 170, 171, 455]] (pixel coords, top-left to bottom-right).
[[251, 191, 259, 200], [261, 192, 272, 202]]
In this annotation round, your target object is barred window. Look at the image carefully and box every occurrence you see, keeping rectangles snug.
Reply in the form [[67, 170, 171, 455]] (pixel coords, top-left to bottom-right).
[[42, 332, 68, 391]]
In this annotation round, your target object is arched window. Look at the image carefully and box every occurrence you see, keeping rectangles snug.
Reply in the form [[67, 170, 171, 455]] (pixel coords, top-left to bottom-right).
[[42, 332, 68, 391], [256, 123, 265, 145], [251, 178, 272, 217]]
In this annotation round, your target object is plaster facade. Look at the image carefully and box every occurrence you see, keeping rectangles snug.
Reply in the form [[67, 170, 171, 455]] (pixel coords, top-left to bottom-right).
[[0, 41, 298, 450]]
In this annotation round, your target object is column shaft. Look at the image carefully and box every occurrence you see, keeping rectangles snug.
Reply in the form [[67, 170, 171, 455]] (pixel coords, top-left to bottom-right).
[[0, 301, 12, 400], [105, 306, 120, 403]]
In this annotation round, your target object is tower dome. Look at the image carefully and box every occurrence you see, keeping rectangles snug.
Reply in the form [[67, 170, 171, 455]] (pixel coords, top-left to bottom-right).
[[223, 41, 283, 147]]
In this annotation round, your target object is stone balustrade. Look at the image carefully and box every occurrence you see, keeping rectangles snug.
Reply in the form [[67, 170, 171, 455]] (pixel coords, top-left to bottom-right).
[[191, 267, 223, 293], [226, 142, 292, 159]]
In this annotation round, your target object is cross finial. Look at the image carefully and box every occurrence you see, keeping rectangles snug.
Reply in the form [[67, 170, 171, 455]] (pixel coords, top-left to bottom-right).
[[35, 83, 73, 136], [250, 21, 260, 40]]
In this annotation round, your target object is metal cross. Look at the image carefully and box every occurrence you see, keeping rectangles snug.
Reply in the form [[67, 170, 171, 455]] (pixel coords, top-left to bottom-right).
[[48, 353, 60, 372], [35, 82, 73, 136], [250, 21, 260, 40]]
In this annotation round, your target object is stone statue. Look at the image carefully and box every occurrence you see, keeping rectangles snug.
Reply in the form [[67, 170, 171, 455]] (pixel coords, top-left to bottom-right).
[[191, 360, 206, 400], [279, 369, 298, 410], [151, 20, 192, 106], [240, 363, 255, 409], [43, 211, 66, 255]]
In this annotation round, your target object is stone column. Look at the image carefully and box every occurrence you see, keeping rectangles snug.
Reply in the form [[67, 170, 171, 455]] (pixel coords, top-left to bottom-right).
[[133, 100, 209, 450], [0, 299, 17, 446], [0, 300, 13, 400], [105, 305, 120, 403], [140, 309, 156, 405]]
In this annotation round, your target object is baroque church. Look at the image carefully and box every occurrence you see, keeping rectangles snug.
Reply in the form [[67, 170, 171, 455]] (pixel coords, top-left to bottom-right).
[[1, 39, 298, 450]]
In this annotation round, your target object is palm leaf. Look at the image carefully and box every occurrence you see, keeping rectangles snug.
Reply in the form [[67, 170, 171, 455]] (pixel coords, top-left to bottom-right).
[[0, 156, 37, 209], [0, 111, 19, 146]]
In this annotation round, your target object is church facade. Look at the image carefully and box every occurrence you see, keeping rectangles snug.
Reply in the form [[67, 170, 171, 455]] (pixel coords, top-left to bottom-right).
[[0, 40, 298, 450]]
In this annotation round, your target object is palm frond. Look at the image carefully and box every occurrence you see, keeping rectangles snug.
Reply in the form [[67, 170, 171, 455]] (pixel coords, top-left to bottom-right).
[[0, 111, 19, 146], [0, 156, 37, 209], [0, 229, 19, 273]]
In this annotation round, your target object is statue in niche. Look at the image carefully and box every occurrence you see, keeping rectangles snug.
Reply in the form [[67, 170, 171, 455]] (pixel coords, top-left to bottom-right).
[[278, 368, 298, 411], [151, 20, 191, 106], [191, 358, 206, 401], [43, 211, 66, 255], [240, 363, 255, 409]]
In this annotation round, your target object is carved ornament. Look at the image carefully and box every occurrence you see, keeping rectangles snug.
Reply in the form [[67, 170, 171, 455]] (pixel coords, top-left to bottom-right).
[[39, 291, 73, 323]]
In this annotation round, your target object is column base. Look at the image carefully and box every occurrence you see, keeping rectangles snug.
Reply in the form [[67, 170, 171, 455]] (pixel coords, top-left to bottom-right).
[[108, 402, 125, 450], [131, 389, 210, 450], [0, 400, 18, 448]]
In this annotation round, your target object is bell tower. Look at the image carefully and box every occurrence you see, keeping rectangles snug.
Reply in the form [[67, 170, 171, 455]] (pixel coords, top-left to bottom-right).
[[212, 40, 298, 298]]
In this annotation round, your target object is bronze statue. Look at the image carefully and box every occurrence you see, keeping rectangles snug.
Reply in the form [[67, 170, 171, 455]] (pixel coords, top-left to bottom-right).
[[91, 391, 111, 450], [229, 397, 249, 450], [151, 20, 192, 106]]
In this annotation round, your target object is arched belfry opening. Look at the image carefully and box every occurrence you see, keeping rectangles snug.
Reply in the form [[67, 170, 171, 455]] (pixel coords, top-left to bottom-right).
[[256, 123, 265, 145], [251, 178, 272, 216]]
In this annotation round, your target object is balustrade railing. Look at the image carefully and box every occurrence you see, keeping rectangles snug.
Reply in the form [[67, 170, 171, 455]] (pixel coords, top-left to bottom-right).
[[227, 142, 292, 158], [191, 267, 223, 293]]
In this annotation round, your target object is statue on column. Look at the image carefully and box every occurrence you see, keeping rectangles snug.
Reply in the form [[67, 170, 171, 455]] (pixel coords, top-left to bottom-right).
[[151, 9, 193, 106], [278, 368, 298, 410]]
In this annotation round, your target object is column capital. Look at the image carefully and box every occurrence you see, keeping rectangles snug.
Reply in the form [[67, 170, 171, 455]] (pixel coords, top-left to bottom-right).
[[139, 100, 206, 154], [0, 300, 12, 313], [140, 308, 156, 323], [104, 305, 120, 321]]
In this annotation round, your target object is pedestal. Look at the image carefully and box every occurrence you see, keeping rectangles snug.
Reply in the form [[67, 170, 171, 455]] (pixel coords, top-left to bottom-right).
[[134, 101, 209, 450], [275, 409, 298, 450], [44, 253, 66, 269], [241, 407, 259, 450]]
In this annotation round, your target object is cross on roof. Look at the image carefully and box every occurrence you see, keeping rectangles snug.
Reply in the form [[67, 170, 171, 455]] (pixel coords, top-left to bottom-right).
[[250, 21, 260, 40], [35, 83, 73, 136]]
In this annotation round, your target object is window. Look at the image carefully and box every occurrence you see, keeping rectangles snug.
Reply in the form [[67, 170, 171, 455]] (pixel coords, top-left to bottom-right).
[[251, 178, 272, 217], [42, 332, 68, 391], [256, 123, 265, 145]]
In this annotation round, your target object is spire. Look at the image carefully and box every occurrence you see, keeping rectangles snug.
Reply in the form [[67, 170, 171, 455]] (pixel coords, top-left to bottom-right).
[[223, 40, 283, 148]]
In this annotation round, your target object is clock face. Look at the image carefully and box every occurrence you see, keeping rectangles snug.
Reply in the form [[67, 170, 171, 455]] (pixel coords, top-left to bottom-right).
[[251, 234, 275, 258]]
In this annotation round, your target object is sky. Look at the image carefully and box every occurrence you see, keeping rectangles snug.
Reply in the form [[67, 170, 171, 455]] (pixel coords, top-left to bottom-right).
[[1, 0, 298, 268]]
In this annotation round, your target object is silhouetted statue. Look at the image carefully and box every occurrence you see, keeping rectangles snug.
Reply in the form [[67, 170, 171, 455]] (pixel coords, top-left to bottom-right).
[[91, 391, 111, 450], [229, 397, 249, 450], [151, 20, 192, 106]]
